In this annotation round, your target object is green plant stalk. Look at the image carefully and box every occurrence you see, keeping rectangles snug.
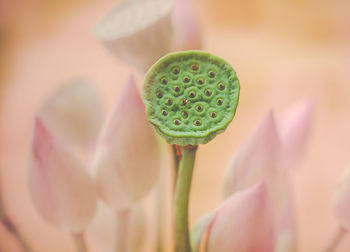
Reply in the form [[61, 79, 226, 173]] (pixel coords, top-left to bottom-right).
[[175, 146, 197, 252], [172, 145, 180, 186]]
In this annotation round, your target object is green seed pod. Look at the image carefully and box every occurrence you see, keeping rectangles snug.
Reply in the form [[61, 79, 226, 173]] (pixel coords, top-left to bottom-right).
[[142, 50, 240, 146]]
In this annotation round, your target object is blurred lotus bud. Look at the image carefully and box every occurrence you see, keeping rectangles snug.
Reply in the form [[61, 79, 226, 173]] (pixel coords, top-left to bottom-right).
[[278, 100, 314, 171], [93, 0, 173, 72], [87, 202, 145, 252], [28, 118, 97, 233], [192, 182, 275, 252], [171, 0, 202, 51], [93, 75, 160, 210], [190, 213, 215, 252], [223, 111, 287, 213], [274, 193, 297, 252], [223, 111, 294, 252], [39, 78, 104, 148], [334, 165, 350, 231]]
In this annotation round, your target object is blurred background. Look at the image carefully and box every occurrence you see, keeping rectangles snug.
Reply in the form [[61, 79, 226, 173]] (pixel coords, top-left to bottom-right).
[[0, 0, 350, 251]]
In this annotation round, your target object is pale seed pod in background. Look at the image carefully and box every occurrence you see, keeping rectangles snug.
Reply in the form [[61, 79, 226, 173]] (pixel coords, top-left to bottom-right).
[[28, 118, 97, 233], [39, 78, 104, 148], [93, 75, 160, 210], [93, 0, 173, 73], [93, 0, 202, 73]]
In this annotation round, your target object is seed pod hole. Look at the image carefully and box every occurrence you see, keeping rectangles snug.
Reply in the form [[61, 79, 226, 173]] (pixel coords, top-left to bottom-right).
[[162, 110, 168, 116], [157, 92, 163, 98], [191, 64, 198, 70], [217, 99, 223, 105], [161, 78, 167, 85], [183, 77, 190, 83], [194, 120, 201, 126], [189, 91, 196, 98], [167, 99, 173, 105], [211, 112, 217, 118], [172, 67, 180, 74], [174, 119, 180, 125], [183, 111, 188, 118], [182, 99, 188, 105], [209, 71, 215, 78], [196, 105, 202, 111], [205, 89, 212, 96], [174, 86, 180, 92], [197, 79, 204, 84], [218, 83, 225, 90]]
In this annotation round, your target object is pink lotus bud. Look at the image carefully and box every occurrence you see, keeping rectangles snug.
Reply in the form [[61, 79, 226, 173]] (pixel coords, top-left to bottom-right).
[[278, 100, 314, 171], [93, 0, 173, 73], [171, 0, 202, 51], [193, 182, 275, 252], [334, 165, 350, 231], [223, 111, 295, 251], [93, 75, 160, 210], [191, 213, 215, 252], [39, 79, 104, 148], [28, 118, 97, 232], [223, 112, 284, 204]]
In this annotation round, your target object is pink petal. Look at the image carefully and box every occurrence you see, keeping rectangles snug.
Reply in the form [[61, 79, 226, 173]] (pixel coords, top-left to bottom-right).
[[171, 0, 202, 51], [28, 118, 97, 232], [275, 191, 297, 252], [223, 111, 282, 199], [190, 213, 215, 252], [334, 165, 350, 231], [278, 100, 314, 170], [93, 0, 173, 73], [93, 75, 160, 210], [39, 79, 104, 148], [206, 182, 275, 252]]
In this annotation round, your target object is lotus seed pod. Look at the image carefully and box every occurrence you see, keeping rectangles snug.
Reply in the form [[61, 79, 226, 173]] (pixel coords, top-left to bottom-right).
[[93, 0, 173, 72], [142, 50, 240, 146]]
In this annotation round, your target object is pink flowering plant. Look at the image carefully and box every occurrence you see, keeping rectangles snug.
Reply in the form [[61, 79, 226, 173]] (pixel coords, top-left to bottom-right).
[[1, 0, 350, 252]]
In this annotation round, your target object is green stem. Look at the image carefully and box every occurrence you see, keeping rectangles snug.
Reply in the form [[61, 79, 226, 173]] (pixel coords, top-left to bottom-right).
[[72, 233, 88, 252], [156, 174, 164, 252], [172, 145, 180, 187], [175, 145, 197, 252]]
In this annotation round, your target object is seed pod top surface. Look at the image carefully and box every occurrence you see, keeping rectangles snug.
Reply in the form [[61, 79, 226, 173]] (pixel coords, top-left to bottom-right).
[[142, 50, 240, 146]]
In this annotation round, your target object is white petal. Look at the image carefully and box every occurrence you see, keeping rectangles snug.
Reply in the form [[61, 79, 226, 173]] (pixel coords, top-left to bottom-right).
[[39, 78, 104, 148], [28, 118, 97, 232], [93, 75, 160, 210]]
